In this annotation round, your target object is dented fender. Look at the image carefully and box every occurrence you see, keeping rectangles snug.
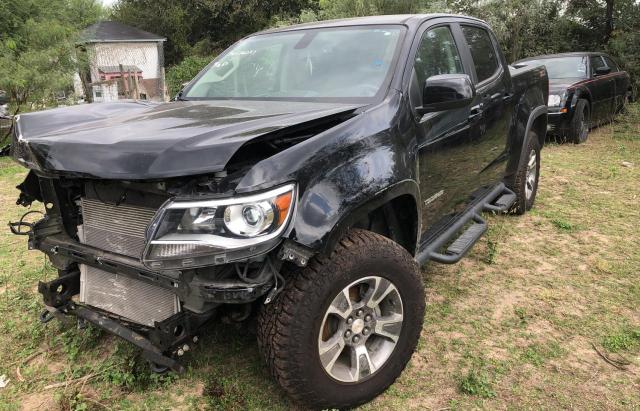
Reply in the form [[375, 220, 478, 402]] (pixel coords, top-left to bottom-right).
[[236, 92, 420, 254]]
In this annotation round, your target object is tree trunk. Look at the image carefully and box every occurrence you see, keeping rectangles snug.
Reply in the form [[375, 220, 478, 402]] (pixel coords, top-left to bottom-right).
[[604, 0, 614, 41]]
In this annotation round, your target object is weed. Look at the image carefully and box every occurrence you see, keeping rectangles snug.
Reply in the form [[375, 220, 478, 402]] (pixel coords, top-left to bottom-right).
[[458, 369, 496, 398], [602, 328, 640, 352], [551, 218, 574, 231], [520, 341, 566, 366], [514, 307, 528, 324], [484, 239, 499, 264]]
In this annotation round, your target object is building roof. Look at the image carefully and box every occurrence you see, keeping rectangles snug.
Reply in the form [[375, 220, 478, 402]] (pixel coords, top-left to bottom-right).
[[80, 21, 166, 43]]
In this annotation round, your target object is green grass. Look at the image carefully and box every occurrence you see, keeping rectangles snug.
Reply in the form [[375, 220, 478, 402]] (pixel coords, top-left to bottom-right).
[[1, 104, 639, 409], [602, 327, 640, 353], [458, 369, 496, 398]]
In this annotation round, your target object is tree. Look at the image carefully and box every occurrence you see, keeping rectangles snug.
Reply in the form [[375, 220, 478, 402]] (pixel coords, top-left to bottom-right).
[[0, 0, 105, 115], [165, 55, 212, 97], [111, 0, 315, 66]]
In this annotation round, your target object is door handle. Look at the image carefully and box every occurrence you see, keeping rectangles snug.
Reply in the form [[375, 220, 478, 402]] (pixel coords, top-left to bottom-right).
[[468, 104, 483, 122], [503, 93, 513, 103]]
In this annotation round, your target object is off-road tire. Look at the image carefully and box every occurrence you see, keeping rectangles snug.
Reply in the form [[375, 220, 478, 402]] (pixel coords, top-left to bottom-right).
[[257, 229, 425, 409], [568, 99, 590, 144], [507, 131, 541, 215]]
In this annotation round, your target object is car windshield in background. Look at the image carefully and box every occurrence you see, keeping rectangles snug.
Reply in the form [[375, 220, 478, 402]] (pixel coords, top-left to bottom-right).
[[522, 56, 588, 79], [185, 26, 403, 101]]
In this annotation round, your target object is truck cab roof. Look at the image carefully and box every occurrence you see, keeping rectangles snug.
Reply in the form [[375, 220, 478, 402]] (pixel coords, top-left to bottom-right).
[[258, 14, 488, 35]]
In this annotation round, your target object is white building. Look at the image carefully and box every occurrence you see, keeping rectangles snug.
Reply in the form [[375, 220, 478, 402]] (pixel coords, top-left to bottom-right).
[[75, 21, 167, 102]]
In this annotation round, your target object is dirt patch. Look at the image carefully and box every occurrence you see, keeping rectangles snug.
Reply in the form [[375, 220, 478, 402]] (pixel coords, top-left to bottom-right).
[[19, 391, 57, 411]]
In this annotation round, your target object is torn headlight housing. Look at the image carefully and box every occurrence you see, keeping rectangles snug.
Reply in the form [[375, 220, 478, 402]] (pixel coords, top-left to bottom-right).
[[143, 184, 296, 270]]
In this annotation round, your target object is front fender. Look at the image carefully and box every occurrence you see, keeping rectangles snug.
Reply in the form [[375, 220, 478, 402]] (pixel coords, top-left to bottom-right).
[[506, 86, 547, 179], [236, 92, 418, 253], [569, 86, 592, 113], [319, 179, 420, 255]]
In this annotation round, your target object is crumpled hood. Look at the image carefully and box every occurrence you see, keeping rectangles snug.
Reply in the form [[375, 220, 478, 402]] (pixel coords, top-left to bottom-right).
[[12, 100, 360, 179]]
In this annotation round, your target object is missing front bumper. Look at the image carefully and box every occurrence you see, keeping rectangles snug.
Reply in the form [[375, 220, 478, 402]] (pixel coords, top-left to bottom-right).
[[35, 253, 279, 373], [43, 303, 188, 373]]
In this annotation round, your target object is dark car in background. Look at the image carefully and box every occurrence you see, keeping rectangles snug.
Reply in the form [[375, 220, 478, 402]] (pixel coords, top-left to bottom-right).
[[515, 52, 631, 143]]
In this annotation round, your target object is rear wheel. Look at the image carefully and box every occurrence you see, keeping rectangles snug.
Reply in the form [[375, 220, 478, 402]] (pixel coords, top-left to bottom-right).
[[507, 131, 541, 215], [620, 90, 632, 113], [569, 99, 590, 144], [257, 229, 425, 409]]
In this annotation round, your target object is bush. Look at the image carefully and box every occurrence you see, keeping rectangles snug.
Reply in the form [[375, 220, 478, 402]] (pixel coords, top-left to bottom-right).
[[165, 55, 214, 97]]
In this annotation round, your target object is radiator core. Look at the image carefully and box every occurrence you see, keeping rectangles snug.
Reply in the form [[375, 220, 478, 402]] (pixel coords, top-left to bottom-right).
[[79, 198, 179, 326], [81, 198, 157, 258]]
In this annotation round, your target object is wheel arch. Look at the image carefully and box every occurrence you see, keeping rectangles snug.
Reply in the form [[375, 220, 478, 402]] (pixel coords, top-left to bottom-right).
[[322, 180, 420, 257], [526, 105, 548, 149], [572, 87, 592, 114]]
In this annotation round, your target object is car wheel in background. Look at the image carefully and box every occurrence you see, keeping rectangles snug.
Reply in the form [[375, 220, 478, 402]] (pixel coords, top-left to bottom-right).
[[257, 229, 425, 409]]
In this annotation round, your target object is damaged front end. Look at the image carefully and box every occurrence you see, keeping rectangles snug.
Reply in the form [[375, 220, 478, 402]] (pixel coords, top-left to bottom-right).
[[10, 170, 311, 372]]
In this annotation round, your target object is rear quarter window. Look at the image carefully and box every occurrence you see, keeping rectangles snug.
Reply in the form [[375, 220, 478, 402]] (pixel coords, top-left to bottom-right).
[[590, 56, 606, 75], [603, 56, 619, 72], [461, 26, 499, 83]]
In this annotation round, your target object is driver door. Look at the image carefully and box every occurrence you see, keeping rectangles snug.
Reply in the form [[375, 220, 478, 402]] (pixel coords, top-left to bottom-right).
[[409, 24, 479, 241]]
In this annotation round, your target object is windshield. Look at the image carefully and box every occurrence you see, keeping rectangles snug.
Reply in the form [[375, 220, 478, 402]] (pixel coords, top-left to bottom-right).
[[521, 56, 588, 79], [184, 26, 403, 101]]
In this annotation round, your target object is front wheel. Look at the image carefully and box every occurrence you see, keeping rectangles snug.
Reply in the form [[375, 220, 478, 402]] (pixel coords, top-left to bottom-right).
[[569, 99, 590, 144], [257, 229, 425, 409]]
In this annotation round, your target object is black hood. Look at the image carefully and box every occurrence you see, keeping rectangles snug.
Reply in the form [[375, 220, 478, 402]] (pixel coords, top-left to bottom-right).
[[12, 100, 360, 179], [549, 77, 585, 94]]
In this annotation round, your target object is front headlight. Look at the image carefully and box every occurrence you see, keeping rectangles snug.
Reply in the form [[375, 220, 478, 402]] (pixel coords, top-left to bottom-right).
[[143, 184, 296, 270], [548, 93, 564, 107]]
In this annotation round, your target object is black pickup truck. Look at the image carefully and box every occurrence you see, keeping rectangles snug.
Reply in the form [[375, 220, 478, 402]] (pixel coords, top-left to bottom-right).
[[10, 14, 548, 409]]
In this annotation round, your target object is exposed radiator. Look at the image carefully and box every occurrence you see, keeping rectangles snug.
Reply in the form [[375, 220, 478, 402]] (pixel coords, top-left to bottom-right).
[[81, 198, 157, 258], [79, 265, 179, 327], [79, 198, 180, 326]]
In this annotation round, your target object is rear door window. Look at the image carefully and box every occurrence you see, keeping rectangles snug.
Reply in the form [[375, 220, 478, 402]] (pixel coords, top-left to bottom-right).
[[461, 26, 499, 83]]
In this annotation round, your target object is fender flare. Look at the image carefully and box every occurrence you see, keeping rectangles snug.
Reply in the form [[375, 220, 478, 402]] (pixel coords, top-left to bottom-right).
[[522, 104, 547, 154], [321, 179, 420, 256]]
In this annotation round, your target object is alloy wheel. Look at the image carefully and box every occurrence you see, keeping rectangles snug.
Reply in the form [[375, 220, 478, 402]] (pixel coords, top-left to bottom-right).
[[525, 148, 538, 201], [318, 276, 404, 383]]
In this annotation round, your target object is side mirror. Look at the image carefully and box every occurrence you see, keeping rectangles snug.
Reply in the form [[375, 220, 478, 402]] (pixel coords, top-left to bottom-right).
[[595, 66, 611, 76], [418, 74, 475, 115]]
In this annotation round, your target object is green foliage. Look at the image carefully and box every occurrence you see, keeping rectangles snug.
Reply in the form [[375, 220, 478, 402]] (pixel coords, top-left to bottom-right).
[[166, 55, 214, 97], [450, 0, 640, 91], [602, 327, 640, 352], [458, 368, 496, 398], [0, 0, 104, 114], [452, 0, 568, 62], [551, 218, 575, 231], [520, 341, 566, 366], [111, 0, 315, 66]]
